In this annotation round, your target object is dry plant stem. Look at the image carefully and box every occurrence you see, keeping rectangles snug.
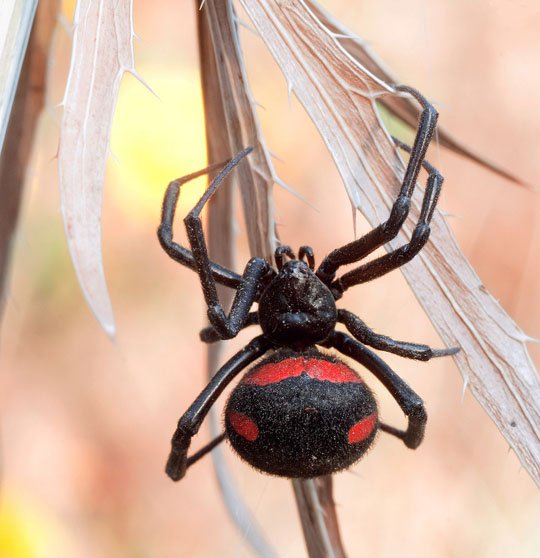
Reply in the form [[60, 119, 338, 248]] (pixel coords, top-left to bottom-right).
[[199, 9, 275, 558], [198, 0, 276, 263], [197, 2, 276, 557], [0, 1, 38, 152], [0, 0, 59, 315], [292, 477, 347, 558], [240, 0, 540, 490], [198, 2, 347, 556]]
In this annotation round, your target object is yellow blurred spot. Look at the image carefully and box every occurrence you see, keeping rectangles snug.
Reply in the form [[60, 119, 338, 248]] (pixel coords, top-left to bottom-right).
[[109, 68, 210, 222], [62, 0, 76, 21], [0, 490, 70, 557]]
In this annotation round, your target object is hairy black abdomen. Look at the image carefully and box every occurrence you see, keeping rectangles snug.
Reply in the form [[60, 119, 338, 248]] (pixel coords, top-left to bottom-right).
[[225, 357, 379, 478]]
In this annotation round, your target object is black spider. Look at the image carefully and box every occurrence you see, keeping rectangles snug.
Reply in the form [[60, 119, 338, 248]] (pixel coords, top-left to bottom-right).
[[158, 85, 458, 481]]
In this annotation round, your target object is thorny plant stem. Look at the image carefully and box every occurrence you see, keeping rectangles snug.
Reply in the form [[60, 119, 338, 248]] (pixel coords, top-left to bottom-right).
[[196, 1, 348, 557], [197, 3, 276, 558]]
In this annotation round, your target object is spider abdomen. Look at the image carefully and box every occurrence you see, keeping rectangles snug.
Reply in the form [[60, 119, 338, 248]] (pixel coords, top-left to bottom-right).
[[224, 351, 379, 478]]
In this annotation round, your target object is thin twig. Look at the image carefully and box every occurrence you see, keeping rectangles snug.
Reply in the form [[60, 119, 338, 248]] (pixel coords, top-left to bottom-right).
[[292, 477, 348, 558], [0, 0, 59, 314]]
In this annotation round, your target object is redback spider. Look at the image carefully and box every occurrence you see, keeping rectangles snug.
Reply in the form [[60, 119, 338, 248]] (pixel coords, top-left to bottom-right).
[[158, 85, 459, 481]]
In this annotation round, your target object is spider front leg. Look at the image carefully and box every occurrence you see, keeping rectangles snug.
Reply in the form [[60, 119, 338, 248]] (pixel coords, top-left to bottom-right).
[[158, 160, 242, 289], [200, 312, 260, 343], [316, 85, 438, 285], [166, 335, 270, 481], [159, 148, 272, 340], [332, 164, 442, 291], [325, 331, 427, 449]]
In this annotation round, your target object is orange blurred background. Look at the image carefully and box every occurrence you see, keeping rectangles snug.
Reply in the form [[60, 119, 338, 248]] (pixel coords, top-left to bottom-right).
[[1, 0, 539, 556]]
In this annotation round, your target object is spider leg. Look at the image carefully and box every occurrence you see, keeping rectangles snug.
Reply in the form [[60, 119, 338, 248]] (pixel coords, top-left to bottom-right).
[[161, 147, 271, 339], [186, 432, 227, 469], [392, 136, 439, 175], [158, 159, 242, 289], [166, 335, 270, 481], [185, 150, 271, 339], [200, 312, 259, 344], [324, 331, 427, 449], [337, 310, 459, 361], [331, 162, 442, 293], [316, 85, 438, 285]]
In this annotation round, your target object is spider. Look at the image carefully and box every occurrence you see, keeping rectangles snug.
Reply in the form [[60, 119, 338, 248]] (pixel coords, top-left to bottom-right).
[[158, 85, 458, 481]]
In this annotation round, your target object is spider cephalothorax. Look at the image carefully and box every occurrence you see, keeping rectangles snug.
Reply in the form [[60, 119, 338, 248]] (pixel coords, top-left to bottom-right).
[[258, 259, 337, 347], [158, 85, 458, 481]]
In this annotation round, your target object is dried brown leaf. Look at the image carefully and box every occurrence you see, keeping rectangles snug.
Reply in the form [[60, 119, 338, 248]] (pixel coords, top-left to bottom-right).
[[239, 0, 540, 488], [58, 0, 137, 336], [307, 0, 525, 185]]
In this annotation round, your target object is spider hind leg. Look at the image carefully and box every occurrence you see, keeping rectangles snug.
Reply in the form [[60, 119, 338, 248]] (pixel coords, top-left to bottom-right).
[[325, 331, 427, 449]]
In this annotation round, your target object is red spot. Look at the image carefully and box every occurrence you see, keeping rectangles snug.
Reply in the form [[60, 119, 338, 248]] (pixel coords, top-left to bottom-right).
[[348, 413, 378, 444], [244, 357, 362, 386], [228, 411, 259, 442]]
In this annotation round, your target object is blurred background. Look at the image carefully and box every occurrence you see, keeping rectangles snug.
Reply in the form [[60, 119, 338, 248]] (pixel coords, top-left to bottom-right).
[[1, 0, 539, 556]]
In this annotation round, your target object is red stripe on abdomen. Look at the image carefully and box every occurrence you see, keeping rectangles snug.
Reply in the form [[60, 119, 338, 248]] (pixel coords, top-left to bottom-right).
[[227, 411, 259, 442], [244, 357, 363, 386], [348, 413, 378, 444]]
